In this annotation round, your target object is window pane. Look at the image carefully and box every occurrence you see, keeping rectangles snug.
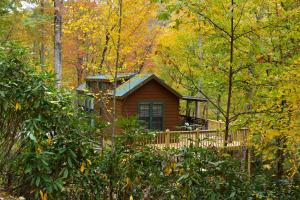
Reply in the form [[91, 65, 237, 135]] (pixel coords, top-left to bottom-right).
[[139, 104, 150, 117], [139, 103, 150, 129], [139, 117, 150, 129], [151, 117, 163, 130], [99, 82, 107, 90], [87, 81, 92, 89], [152, 104, 163, 117]]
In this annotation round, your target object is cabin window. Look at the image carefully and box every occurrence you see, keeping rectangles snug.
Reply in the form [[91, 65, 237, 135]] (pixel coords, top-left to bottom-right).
[[85, 98, 94, 112], [86, 81, 92, 89], [138, 102, 164, 131], [98, 82, 107, 91]]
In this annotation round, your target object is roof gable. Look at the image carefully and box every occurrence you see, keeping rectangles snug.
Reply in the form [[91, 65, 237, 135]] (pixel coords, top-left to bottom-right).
[[114, 74, 182, 99]]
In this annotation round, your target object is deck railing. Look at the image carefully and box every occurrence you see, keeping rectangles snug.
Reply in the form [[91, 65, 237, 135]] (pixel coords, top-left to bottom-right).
[[102, 128, 249, 150], [147, 128, 249, 149]]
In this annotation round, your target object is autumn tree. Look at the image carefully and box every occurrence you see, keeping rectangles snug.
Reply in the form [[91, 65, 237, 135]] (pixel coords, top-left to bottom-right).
[[63, 0, 159, 86], [155, 0, 300, 178]]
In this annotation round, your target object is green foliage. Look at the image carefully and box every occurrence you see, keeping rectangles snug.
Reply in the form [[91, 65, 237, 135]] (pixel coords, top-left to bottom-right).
[[1, 43, 299, 200], [155, 0, 300, 180], [0, 42, 100, 198]]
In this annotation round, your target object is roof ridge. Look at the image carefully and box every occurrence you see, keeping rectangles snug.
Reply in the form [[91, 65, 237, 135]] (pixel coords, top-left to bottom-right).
[[113, 73, 153, 97]]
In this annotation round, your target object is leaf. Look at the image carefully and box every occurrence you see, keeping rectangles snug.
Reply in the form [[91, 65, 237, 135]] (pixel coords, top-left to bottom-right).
[[29, 133, 37, 143], [39, 190, 47, 200], [35, 176, 40, 187], [55, 180, 63, 190], [41, 159, 48, 166], [164, 165, 172, 175], [0, 91, 5, 97], [63, 168, 68, 178], [229, 192, 236, 198], [86, 159, 91, 165], [177, 173, 189, 182], [67, 157, 73, 167], [25, 165, 32, 174], [80, 161, 85, 173], [125, 177, 131, 187], [15, 102, 21, 111]]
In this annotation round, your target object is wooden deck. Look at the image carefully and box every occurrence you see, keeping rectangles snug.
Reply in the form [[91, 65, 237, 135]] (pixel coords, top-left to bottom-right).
[[102, 128, 249, 150], [147, 128, 249, 149]]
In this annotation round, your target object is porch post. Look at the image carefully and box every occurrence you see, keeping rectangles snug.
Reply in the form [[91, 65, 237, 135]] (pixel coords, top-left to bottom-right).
[[196, 100, 201, 118], [186, 100, 190, 117]]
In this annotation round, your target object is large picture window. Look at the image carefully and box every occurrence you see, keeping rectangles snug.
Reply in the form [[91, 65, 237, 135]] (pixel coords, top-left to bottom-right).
[[138, 102, 164, 130]]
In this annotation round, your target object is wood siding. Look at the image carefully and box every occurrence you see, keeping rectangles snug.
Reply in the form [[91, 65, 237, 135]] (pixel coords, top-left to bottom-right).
[[121, 79, 180, 130]]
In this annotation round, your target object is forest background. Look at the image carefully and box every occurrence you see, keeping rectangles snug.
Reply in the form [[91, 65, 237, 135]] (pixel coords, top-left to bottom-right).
[[0, 0, 300, 199]]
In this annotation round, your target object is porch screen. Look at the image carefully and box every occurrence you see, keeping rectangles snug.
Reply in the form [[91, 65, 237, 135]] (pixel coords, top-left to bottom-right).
[[138, 102, 163, 131]]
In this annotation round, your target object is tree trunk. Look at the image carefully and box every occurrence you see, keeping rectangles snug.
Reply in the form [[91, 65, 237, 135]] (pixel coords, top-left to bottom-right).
[[224, 0, 234, 146], [76, 54, 84, 87], [40, 0, 46, 71], [276, 136, 287, 179], [99, 28, 111, 71], [217, 94, 221, 121], [54, 0, 62, 87], [112, 0, 123, 148]]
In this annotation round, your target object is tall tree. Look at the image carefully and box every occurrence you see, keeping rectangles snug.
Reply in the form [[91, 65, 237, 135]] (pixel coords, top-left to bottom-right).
[[40, 0, 46, 71], [155, 0, 300, 177], [155, 0, 300, 147], [54, 0, 62, 87], [112, 0, 123, 146], [63, 0, 158, 86]]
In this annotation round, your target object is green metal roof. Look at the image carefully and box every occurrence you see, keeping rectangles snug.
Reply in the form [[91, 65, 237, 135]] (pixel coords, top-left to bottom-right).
[[115, 74, 153, 97], [77, 73, 182, 99], [86, 73, 135, 80]]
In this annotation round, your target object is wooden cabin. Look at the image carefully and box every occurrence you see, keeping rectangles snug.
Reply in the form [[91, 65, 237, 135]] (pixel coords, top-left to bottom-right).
[[77, 73, 208, 132]]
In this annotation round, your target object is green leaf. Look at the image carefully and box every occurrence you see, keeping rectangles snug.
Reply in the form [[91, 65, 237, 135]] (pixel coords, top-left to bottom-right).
[[25, 165, 32, 174], [41, 159, 48, 166], [67, 157, 73, 167], [177, 173, 189, 182], [229, 192, 236, 198], [35, 176, 40, 187], [29, 133, 37, 142], [63, 168, 68, 178]]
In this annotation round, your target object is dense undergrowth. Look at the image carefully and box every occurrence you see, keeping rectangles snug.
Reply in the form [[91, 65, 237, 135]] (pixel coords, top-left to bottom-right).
[[0, 43, 299, 200]]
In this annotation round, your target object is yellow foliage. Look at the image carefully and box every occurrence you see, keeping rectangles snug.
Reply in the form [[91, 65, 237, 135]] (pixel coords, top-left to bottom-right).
[[36, 147, 42, 155], [86, 159, 91, 165], [39, 191, 47, 200], [80, 161, 85, 173], [15, 102, 21, 111], [47, 137, 52, 145], [129, 195, 133, 200], [63, 0, 158, 84], [164, 161, 176, 175], [125, 177, 131, 188]]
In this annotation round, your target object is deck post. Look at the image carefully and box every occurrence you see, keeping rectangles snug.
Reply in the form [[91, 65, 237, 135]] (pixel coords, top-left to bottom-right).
[[195, 129, 199, 147], [241, 146, 247, 171], [247, 148, 251, 180], [165, 131, 170, 148]]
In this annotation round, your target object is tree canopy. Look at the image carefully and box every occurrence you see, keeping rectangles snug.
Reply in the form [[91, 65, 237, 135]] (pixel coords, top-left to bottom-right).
[[0, 0, 299, 199]]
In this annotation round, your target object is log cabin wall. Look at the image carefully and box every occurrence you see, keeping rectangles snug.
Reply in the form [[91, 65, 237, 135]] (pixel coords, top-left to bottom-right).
[[121, 79, 180, 131]]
